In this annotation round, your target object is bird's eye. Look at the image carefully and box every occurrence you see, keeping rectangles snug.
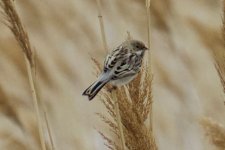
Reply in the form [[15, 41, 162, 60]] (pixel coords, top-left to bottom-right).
[[136, 45, 140, 48]]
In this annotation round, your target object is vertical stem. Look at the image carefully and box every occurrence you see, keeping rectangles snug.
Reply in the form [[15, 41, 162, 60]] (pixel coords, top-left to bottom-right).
[[126, 31, 132, 41], [123, 85, 132, 102], [146, 10, 151, 49], [34, 51, 55, 150], [112, 90, 126, 150], [146, 0, 151, 63], [24, 54, 46, 150], [146, 0, 153, 132], [44, 111, 56, 150], [223, 0, 225, 43], [96, 0, 108, 52]]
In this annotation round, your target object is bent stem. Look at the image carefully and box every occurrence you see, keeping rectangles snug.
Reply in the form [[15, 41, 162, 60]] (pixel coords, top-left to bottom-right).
[[112, 90, 126, 150], [24, 54, 46, 150]]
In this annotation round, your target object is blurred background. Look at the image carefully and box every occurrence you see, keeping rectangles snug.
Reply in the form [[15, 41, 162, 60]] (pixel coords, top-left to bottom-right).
[[0, 0, 224, 149]]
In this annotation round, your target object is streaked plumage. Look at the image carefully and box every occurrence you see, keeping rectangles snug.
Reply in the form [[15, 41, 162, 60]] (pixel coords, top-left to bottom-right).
[[83, 40, 148, 100]]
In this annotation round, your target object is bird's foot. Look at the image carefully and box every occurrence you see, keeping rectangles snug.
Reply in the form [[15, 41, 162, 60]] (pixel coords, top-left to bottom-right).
[[107, 85, 117, 93]]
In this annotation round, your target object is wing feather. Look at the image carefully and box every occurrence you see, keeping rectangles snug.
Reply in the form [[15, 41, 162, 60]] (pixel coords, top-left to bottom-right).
[[103, 46, 129, 72], [111, 53, 141, 80], [103, 45, 143, 81]]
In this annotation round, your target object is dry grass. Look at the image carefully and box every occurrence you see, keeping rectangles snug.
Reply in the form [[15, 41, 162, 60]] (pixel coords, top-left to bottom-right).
[[213, 0, 225, 94], [201, 118, 225, 150], [0, 0, 224, 149], [199, 2, 225, 150], [0, 0, 50, 149], [97, 64, 156, 150], [189, 16, 225, 96], [93, 0, 156, 149], [146, 0, 151, 49], [223, 0, 225, 43], [44, 111, 56, 150], [96, 0, 108, 53], [145, 0, 153, 132], [0, 0, 33, 66], [111, 90, 126, 150]]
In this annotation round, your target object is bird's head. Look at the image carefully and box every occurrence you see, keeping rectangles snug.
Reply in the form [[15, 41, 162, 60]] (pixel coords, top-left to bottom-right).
[[129, 40, 148, 52]]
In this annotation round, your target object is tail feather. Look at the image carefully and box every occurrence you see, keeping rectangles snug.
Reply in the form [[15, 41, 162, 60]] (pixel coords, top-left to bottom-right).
[[83, 80, 108, 101]]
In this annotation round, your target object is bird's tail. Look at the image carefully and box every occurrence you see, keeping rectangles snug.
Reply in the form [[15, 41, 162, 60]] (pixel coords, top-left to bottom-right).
[[82, 78, 109, 101]]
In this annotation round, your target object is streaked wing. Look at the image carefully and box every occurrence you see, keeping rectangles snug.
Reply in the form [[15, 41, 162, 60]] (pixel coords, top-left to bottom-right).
[[103, 46, 129, 72], [111, 53, 142, 80]]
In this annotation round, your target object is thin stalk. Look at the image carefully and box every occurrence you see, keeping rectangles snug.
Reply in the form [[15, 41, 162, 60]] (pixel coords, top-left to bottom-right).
[[223, 0, 225, 43], [112, 90, 126, 150], [44, 111, 56, 150], [96, 0, 108, 52], [126, 31, 132, 41], [33, 51, 55, 150], [146, 0, 153, 132], [146, 14, 150, 49], [146, 0, 151, 64], [123, 85, 132, 102], [24, 54, 46, 150]]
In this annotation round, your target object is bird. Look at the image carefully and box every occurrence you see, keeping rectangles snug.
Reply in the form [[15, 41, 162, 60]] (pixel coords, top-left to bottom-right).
[[82, 39, 148, 101]]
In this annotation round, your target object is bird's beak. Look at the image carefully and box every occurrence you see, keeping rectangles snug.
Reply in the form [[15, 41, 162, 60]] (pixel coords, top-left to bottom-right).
[[144, 46, 149, 51]]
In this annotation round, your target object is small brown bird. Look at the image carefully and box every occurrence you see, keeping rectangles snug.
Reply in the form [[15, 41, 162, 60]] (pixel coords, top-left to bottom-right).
[[83, 40, 148, 100]]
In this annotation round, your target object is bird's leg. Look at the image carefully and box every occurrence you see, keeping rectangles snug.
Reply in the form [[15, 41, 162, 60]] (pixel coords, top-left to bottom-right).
[[107, 85, 117, 93]]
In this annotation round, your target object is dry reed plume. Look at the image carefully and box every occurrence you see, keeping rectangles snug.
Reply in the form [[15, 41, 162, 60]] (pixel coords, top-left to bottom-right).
[[199, 2, 225, 150], [94, 0, 157, 149], [95, 62, 156, 150], [0, 0, 223, 149], [0, 0, 33, 66], [201, 118, 225, 150], [0, 0, 53, 149], [214, 0, 225, 94]]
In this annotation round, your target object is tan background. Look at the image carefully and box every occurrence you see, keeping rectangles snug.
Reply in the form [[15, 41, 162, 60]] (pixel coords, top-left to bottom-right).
[[0, 0, 224, 149]]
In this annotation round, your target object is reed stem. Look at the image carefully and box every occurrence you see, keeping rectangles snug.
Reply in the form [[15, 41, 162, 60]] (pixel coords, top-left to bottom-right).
[[44, 111, 56, 150], [123, 85, 132, 102], [33, 51, 55, 150], [24, 54, 46, 150], [146, 8, 151, 49], [126, 31, 132, 41], [223, 0, 225, 43], [146, 0, 153, 132], [96, 0, 108, 52], [112, 90, 126, 150]]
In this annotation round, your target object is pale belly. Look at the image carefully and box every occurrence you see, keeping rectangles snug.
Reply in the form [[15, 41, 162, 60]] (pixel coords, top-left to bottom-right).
[[110, 74, 137, 86]]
